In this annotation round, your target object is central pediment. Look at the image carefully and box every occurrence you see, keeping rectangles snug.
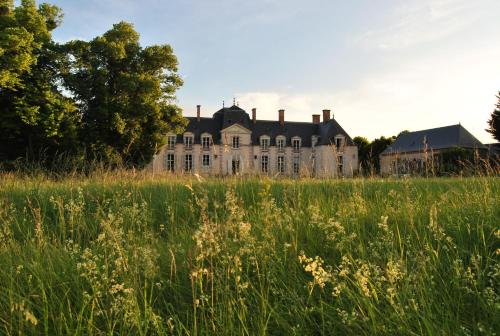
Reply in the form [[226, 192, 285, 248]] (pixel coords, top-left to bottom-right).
[[220, 123, 252, 134]]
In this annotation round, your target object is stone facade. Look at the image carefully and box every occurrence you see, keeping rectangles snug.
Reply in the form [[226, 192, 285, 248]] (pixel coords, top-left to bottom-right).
[[149, 105, 358, 177]]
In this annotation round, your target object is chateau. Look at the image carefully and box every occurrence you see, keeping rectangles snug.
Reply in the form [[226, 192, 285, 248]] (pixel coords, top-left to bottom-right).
[[149, 104, 358, 177]]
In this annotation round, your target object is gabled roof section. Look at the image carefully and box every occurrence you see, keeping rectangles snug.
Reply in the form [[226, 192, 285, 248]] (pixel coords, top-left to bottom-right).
[[221, 123, 251, 134], [317, 119, 355, 146], [382, 124, 486, 155]]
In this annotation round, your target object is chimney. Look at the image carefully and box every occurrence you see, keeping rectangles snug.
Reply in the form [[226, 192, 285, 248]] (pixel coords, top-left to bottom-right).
[[312, 114, 320, 124], [279, 109, 285, 126], [197, 105, 201, 121], [252, 108, 257, 123], [322, 109, 331, 122]]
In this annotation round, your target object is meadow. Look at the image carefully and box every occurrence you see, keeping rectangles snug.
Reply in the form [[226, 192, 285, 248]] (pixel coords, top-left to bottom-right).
[[0, 173, 498, 335]]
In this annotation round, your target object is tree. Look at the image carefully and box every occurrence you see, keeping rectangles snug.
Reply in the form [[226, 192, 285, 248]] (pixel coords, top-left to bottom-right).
[[0, 0, 36, 89], [353, 135, 395, 174], [368, 136, 396, 173], [64, 22, 187, 167], [486, 91, 500, 142], [353, 136, 370, 171], [0, 0, 78, 161]]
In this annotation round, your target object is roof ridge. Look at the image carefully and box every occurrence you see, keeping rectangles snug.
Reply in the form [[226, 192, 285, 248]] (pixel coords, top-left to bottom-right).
[[254, 119, 317, 125], [404, 124, 461, 134]]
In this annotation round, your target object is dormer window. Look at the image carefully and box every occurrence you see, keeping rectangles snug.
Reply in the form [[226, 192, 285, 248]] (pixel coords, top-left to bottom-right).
[[167, 135, 176, 150], [202, 134, 211, 150], [260, 136, 270, 151], [184, 134, 193, 149], [312, 136, 319, 150], [335, 135, 345, 150], [292, 137, 301, 152], [232, 136, 240, 149], [276, 136, 286, 152]]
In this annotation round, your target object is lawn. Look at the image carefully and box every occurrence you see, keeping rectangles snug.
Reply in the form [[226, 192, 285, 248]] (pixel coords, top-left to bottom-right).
[[0, 174, 498, 335]]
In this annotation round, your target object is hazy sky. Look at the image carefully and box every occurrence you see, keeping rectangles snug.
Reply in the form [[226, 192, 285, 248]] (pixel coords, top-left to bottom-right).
[[49, 0, 500, 143]]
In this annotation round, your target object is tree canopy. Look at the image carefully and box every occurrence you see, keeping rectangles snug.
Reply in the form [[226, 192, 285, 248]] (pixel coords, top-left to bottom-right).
[[354, 135, 396, 174], [0, 0, 185, 168], [64, 22, 187, 166], [0, 0, 77, 161], [486, 91, 500, 142]]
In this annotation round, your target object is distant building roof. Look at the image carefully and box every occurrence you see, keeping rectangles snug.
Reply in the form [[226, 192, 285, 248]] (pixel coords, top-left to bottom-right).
[[178, 105, 354, 147], [381, 124, 486, 155]]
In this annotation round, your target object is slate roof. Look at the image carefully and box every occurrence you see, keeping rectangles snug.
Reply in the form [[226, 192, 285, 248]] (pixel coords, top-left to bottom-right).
[[178, 105, 354, 147], [381, 124, 486, 155]]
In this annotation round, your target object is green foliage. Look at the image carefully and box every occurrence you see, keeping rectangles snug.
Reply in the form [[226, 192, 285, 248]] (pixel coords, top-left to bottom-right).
[[63, 22, 187, 167], [486, 91, 500, 142], [354, 135, 396, 175], [0, 176, 498, 335], [0, 0, 77, 161], [353, 136, 370, 172], [0, 1, 185, 168], [437, 147, 478, 175]]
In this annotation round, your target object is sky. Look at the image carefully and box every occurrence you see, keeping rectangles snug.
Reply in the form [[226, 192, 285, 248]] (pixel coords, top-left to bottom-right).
[[48, 0, 500, 143]]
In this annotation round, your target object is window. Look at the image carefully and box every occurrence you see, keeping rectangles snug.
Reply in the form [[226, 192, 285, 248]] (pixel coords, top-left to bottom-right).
[[260, 137, 270, 151], [261, 155, 269, 173], [232, 136, 240, 149], [167, 135, 176, 150], [335, 136, 344, 150], [292, 138, 301, 152], [312, 136, 318, 151], [337, 155, 343, 174], [184, 154, 193, 172], [184, 135, 193, 149], [202, 154, 210, 167], [202, 136, 211, 150], [166, 153, 175, 171], [277, 156, 285, 174], [293, 157, 300, 175], [277, 137, 285, 152]]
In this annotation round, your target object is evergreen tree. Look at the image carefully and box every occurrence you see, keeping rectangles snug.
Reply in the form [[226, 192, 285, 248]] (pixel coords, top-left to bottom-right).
[[64, 22, 187, 167], [486, 91, 500, 142]]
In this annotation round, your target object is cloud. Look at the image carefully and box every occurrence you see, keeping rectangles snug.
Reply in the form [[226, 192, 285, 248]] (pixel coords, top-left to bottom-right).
[[360, 0, 487, 50], [235, 92, 331, 122], [232, 42, 500, 143]]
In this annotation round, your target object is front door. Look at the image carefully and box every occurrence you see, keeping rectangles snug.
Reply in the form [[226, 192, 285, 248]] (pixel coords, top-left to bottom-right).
[[232, 159, 240, 175]]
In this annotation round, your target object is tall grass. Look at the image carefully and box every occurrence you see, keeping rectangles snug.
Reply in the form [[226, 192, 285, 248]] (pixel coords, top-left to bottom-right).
[[0, 175, 498, 335]]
